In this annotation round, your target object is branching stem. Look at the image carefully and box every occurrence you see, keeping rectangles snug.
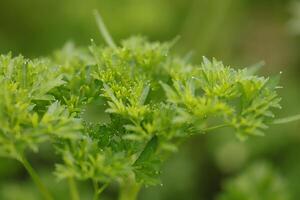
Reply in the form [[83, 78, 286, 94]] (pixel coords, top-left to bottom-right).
[[93, 180, 108, 200]]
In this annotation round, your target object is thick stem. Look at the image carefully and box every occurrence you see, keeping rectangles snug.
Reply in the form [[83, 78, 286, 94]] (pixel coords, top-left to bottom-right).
[[68, 177, 80, 200], [119, 178, 141, 200], [19, 155, 53, 200]]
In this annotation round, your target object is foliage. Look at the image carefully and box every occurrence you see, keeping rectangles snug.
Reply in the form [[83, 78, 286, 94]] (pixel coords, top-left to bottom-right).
[[0, 36, 283, 199], [0, 54, 82, 160]]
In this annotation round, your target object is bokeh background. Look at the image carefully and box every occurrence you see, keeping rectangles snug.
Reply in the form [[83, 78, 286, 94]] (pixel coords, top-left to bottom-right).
[[0, 0, 300, 199]]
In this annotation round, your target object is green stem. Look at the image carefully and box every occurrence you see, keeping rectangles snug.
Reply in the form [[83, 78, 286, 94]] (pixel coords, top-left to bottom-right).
[[93, 180, 108, 200], [68, 177, 80, 200], [190, 123, 230, 134], [201, 123, 230, 132], [119, 178, 141, 200], [19, 155, 53, 200], [273, 114, 300, 124], [94, 10, 116, 49], [93, 180, 99, 200]]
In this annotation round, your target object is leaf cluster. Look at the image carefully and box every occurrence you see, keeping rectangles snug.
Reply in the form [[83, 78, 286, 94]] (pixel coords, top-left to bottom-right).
[[0, 37, 282, 192]]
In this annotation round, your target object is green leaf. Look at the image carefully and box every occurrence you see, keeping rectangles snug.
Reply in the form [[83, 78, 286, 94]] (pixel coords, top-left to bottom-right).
[[134, 136, 158, 165], [139, 85, 150, 105]]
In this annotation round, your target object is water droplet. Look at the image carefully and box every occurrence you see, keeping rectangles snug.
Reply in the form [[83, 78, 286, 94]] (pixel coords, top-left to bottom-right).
[[280, 71, 283, 74]]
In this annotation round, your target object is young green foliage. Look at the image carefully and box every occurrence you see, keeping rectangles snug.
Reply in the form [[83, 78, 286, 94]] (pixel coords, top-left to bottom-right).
[[0, 54, 81, 160], [50, 37, 282, 192], [0, 37, 283, 199]]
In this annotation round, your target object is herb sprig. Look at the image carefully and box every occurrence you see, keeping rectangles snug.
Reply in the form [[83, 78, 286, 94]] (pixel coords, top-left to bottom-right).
[[0, 12, 296, 200]]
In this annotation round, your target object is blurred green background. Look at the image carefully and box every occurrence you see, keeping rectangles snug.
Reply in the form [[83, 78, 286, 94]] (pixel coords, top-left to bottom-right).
[[0, 0, 300, 199]]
